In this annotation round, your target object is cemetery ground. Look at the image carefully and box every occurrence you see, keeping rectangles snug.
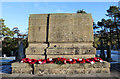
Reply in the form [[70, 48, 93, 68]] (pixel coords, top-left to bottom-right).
[[0, 50, 120, 78]]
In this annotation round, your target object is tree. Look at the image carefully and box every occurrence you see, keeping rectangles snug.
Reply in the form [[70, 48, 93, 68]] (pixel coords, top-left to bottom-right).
[[93, 22, 99, 34], [106, 6, 120, 49], [12, 27, 20, 38], [1, 18, 28, 56], [93, 22, 100, 48], [0, 18, 15, 37], [77, 9, 87, 14]]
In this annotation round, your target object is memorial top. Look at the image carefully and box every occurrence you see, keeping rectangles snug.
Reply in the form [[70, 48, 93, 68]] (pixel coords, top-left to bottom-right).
[[28, 13, 93, 43]]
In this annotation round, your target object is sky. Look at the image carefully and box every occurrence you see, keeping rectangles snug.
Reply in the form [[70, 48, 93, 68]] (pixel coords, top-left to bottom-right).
[[1, 2, 119, 34]]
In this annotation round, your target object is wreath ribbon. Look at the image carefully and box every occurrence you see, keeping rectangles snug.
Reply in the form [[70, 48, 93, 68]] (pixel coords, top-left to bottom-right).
[[67, 58, 76, 64], [94, 57, 103, 62], [38, 59, 46, 64], [85, 58, 95, 64], [76, 58, 86, 63]]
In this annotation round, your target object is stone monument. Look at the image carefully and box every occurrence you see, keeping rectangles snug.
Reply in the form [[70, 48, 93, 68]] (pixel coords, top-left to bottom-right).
[[16, 41, 25, 61], [12, 13, 110, 75], [26, 13, 96, 59]]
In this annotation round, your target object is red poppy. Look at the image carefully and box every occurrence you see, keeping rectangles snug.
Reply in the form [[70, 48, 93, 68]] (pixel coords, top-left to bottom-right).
[[21, 58, 29, 63], [94, 57, 103, 62], [67, 58, 76, 64], [28, 59, 37, 64], [38, 59, 46, 64], [46, 58, 54, 64], [86, 58, 95, 64], [76, 58, 86, 63], [60, 58, 67, 64]]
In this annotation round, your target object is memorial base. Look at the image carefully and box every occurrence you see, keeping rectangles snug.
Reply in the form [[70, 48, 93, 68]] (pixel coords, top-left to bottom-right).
[[12, 61, 110, 75]]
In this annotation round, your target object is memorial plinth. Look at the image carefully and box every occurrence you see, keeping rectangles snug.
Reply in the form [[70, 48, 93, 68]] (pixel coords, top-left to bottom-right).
[[12, 13, 110, 75], [26, 13, 96, 59]]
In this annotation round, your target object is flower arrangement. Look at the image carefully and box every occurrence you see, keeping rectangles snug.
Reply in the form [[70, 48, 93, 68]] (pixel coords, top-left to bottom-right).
[[21, 57, 103, 65]]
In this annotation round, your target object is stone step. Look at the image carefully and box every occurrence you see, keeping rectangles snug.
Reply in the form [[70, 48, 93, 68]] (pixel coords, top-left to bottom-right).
[[46, 47, 96, 55], [34, 68, 110, 75], [12, 61, 110, 75], [25, 47, 96, 55], [47, 54, 95, 59], [34, 61, 110, 75], [25, 54, 96, 59]]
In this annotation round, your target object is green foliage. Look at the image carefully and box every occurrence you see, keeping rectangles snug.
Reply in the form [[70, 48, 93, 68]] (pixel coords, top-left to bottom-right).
[[77, 9, 87, 14], [106, 6, 119, 18], [2, 37, 28, 56], [12, 27, 20, 38], [2, 37, 17, 56], [1, 18, 28, 56], [93, 5, 120, 50], [0, 18, 15, 37], [93, 37, 100, 48]]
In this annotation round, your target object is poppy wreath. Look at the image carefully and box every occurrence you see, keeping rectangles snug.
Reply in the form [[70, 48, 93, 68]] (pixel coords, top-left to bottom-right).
[[53, 57, 67, 64], [94, 57, 103, 62], [21, 57, 103, 64], [85, 58, 95, 64], [67, 58, 76, 64], [60, 58, 67, 64], [46, 58, 54, 64], [28, 59, 38, 64], [21, 58, 29, 63], [76, 58, 86, 63], [38, 59, 46, 64]]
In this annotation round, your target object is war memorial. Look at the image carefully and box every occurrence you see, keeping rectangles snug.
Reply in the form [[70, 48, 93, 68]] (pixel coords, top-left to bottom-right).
[[12, 13, 110, 75]]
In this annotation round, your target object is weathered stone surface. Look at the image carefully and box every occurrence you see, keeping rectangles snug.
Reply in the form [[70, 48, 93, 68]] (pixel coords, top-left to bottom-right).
[[28, 13, 93, 43], [34, 61, 110, 69], [12, 62, 110, 75], [48, 13, 93, 43], [26, 13, 95, 56], [34, 69, 85, 75], [12, 62, 32, 68], [46, 48, 75, 55], [46, 43, 96, 55], [49, 43, 74, 48], [26, 48, 45, 55], [85, 68, 110, 74], [12, 62, 32, 74], [49, 43, 93, 48], [12, 68, 32, 74], [26, 55, 45, 59], [26, 54, 95, 59], [28, 14, 48, 43], [46, 47, 96, 55], [47, 54, 95, 59], [34, 61, 110, 75], [48, 14, 73, 42], [34, 64, 85, 69], [73, 14, 93, 42], [75, 47, 96, 55], [83, 61, 110, 68], [25, 43, 47, 55], [27, 43, 47, 48]]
